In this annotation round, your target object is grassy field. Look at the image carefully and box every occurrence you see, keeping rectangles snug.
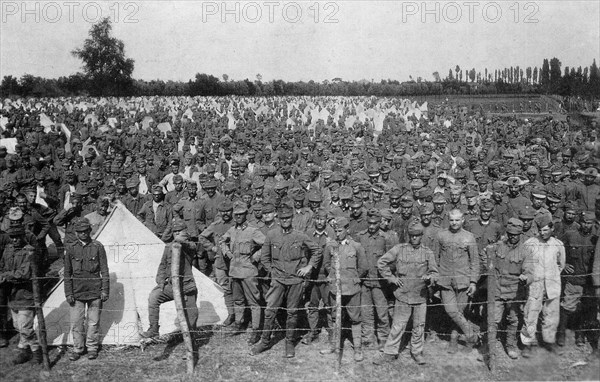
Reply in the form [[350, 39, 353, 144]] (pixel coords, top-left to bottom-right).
[[1, 327, 598, 382]]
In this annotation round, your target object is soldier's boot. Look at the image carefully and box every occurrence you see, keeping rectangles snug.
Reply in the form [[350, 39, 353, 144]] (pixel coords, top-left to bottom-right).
[[32, 348, 43, 364], [12, 348, 32, 365], [351, 324, 363, 362], [319, 329, 335, 355], [506, 324, 519, 359], [411, 352, 426, 365], [521, 345, 533, 358], [284, 339, 295, 358], [448, 331, 459, 354], [140, 324, 160, 339], [247, 330, 261, 346], [557, 308, 569, 347], [0, 314, 9, 348], [372, 352, 396, 365], [222, 314, 235, 327], [301, 330, 317, 345]]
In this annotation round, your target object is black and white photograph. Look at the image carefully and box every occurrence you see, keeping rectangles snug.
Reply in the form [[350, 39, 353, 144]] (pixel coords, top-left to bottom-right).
[[0, 1, 599, 380]]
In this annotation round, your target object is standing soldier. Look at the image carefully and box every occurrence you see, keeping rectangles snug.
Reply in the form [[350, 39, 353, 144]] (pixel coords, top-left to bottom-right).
[[434, 209, 480, 353], [198, 200, 235, 325], [0, 224, 41, 364], [137, 185, 173, 242], [521, 215, 565, 356], [356, 211, 392, 349], [63, 218, 109, 361], [250, 205, 321, 357], [320, 217, 368, 362], [558, 211, 598, 348], [220, 202, 266, 341], [484, 218, 531, 359], [303, 208, 334, 345], [373, 222, 439, 365]]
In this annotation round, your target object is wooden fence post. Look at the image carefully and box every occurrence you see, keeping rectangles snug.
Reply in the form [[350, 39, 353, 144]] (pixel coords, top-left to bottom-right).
[[29, 245, 51, 370], [171, 243, 195, 375]]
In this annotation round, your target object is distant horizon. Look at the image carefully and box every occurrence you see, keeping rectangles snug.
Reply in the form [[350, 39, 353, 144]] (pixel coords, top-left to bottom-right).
[[2, 1, 599, 83]]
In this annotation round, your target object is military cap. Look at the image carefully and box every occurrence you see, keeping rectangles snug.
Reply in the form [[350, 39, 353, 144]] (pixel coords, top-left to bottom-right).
[[534, 214, 553, 229], [262, 203, 276, 214], [204, 179, 218, 189], [367, 165, 380, 177], [465, 189, 478, 199], [380, 165, 392, 174], [151, 184, 164, 194], [87, 179, 98, 188], [410, 179, 425, 189], [582, 167, 599, 177], [170, 158, 180, 165], [321, 169, 333, 179], [407, 222, 424, 236], [477, 176, 489, 185], [389, 189, 403, 198], [506, 176, 527, 187], [506, 218, 524, 234], [232, 201, 248, 214], [314, 207, 328, 219], [518, 205, 535, 220], [335, 217, 349, 228], [308, 191, 322, 202], [432, 193, 446, 204], [279, 205, 294, 219], [367, 213, 381, 223], [419, 203, 434, 215], [531, 188, 547, 199], [106, 185, 116, 193], [492, 181, 506, 191], [218, 200, 234, 212], [380, 209, 393, 220], [372, 183, 384, 194], [74, 218, 91, 232], [331, 172, 344, 183], [223, 182, 237, 193], [546, 193, 561, 203], [126, 178, 139, 188], [252, 179, 265, 189], [480, 199, 495, 211], [339, 186, 353, 200], [350, 199, 363, 208], [563, 200, 578, 212], [274, 181, 289, 190], [172, 175, 183, 184], [400, 199, 414, 208], [581, 211, 596, 222]]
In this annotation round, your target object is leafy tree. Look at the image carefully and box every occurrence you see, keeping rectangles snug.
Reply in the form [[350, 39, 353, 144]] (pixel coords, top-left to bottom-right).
[[71, 17, 135, 96], [541, 59, 550, 89], [0, 75, 21, 97], [222, 74, 229, 82], [549, 57, 562, 91]]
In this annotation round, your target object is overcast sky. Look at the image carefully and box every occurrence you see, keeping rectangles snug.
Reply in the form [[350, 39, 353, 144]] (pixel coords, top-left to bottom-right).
[[1, 1, 598, 82]]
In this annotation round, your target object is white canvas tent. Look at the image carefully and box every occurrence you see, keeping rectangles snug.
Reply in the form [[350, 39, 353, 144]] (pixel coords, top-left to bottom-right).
[[40, 202, 227, 346]]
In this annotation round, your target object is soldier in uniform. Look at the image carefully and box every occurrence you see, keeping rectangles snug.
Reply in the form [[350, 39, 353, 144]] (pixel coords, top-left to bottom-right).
[[165, 174, 187, 206], [374, 222, 439, 365], [558, 211, 598, 347], [319, 217, 368, 362], [122, 178, 147, 215], [356, 211, 393, 348], [198, 200, 235, 325], [220, 201, 266, 339], [0, 224, 41, 364], [64, 218, 109, 361], [137, 185, 173, 242], [303, 208, 335, 345], [434, 209, 480, 353], [251, 205, 321, 357], [484, 218, 531, 359]]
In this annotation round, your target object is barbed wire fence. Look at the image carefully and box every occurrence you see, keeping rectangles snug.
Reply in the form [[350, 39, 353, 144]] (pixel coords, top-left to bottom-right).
[[2, 241, 599, 376]]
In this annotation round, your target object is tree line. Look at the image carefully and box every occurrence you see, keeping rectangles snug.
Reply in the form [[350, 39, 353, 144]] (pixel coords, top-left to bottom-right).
[[1, 18, 598, 99]]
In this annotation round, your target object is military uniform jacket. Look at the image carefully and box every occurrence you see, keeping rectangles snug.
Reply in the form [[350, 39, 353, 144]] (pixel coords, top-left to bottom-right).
[[221, 223, 266, 278], [261, 227, 322, 285], [64, 239, 109, 301], [137, 200, 173, 242], [377, 243, 439, 304], [323, 238, 368, 296], [485, 238, 531, 300], [156, 241, 197, 294], [198, 220, 234, 269], [434, 228, 480, 289], [356, 230, 393, 288], [562, 229, 598, 286], [175, 196, 204, 238], [0, 236, 38, 309]]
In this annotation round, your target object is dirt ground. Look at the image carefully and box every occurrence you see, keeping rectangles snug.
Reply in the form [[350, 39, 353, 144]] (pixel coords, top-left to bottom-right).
[[1, 327, 598, 382]]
